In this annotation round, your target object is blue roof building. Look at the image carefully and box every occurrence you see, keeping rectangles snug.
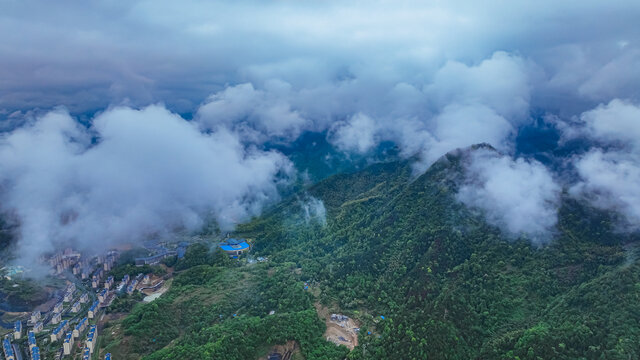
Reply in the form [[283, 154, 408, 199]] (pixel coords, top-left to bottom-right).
[[3, 338, 14, 360], [51, 320, 68, 341], [219, 238, 250, 258], [88, 300, 100, 318], [28, 331, 37, 349], [82, 346, 91, 360], [13, 320, 22, 338], [105, 353, 112, 360], [30, 346, 40, 360]]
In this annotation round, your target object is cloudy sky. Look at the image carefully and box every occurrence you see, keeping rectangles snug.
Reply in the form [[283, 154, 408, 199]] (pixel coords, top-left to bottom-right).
[[1, 0, 639, 262]]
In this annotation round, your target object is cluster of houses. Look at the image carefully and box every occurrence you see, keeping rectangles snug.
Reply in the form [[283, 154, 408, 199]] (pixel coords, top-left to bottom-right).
[[48, 248, 82, 275], [7, 242, 185, 359], [3, 327, 40, 360], [34, 249, 114, 357]]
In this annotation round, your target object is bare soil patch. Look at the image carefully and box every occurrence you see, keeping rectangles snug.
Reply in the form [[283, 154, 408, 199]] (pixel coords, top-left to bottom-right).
[[314, 303, 360, 350]]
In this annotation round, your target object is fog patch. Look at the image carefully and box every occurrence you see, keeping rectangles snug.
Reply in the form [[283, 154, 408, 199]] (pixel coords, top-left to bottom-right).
[[457, 149, 561, 243], [0, 105, 292, 266], [299, 195, 327, 226], [566, 100, 640, 228]]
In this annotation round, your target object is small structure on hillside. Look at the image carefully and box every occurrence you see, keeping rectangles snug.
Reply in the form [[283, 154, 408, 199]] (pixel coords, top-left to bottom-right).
[[51, 312, 62, 325], [33, 321, 43, 333], [30, 311, 41, 323], [3, 338, 15, 360], [51, 320, 68, 342], [13, 320, 22, 339], [219, 238, 250, 258], [63, 332, 74, 355], [88, 301, 100, 319], [331, 314, 348, 322]]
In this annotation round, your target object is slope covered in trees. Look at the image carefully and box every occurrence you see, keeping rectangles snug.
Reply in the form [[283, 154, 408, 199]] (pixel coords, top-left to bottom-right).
[[121, 145, 639, 359]]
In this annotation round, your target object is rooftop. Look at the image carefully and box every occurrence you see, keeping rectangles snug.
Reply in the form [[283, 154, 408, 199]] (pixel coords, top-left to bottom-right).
[[219, 239, 250, 251]]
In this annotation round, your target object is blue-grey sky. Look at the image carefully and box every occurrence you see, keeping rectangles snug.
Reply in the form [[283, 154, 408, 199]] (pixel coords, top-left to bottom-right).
[[1, 0, 639, 116]]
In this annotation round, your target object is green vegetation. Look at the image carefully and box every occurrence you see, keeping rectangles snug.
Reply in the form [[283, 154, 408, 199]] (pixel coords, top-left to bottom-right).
[[116, 147, 640, 359], [107, 292, 145, 314], [114, 259, 347, 360], [0, 277, 49, 309], [174, 243, 231, 270]]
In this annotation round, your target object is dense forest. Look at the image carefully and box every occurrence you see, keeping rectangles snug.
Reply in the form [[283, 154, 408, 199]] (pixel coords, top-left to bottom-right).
[[115, 145, 640, 359]]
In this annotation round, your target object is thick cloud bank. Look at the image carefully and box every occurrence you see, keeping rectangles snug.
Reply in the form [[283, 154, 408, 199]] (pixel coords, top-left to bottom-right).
[[0, 106, 291, 263], [192, 51, 528, 173], [458, 150, 561, 242], [568, 100, 640, 227], [1, 0, 640, 252]]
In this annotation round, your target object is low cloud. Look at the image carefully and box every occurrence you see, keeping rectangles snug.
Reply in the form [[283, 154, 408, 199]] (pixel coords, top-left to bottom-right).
[[579, 99, 640, 148], [567, 99, 640, 227], [299, 195, 327, 226], [196, 82, 310, 143], [457, 149, 561, 243], [0, 105, 292, 265], [571, 150, 640, 227], [328, 113, 378, 154]]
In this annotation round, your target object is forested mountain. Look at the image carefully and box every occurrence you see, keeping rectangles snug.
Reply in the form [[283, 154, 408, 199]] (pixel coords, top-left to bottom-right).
[[118, 145, 640, 360]]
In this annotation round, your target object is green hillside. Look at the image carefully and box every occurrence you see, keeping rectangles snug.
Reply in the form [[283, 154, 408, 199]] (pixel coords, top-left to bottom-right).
[[120, 145, 640, 360]]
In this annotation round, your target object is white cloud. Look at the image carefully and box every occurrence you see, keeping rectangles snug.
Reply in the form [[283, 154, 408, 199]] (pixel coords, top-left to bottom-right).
[[196, 82, 310, 142], [299, 195, 327, 226], [579, 99, 640, 148], [457, 149, 561, 242], [567, 99, 640, 226], [571, 149, 640, 226], [0, 105, 292, 265], [328, 113, 378, 154], [426, 51, 530, 121]]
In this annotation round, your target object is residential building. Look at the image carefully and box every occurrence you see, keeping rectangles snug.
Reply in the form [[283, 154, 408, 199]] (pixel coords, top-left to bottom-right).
[[63, 332, 74, 355], [127, 279, 138, 294], [13, 320, 22, 339], [3, 338, 15, 360], [71, 301, 81, 313], [28, 331, 37, 350], [73, 317, 88, 338], [85, 325, 98, 352], [30, 311, 41, 323], [30, 346, 40, 360], [88, 301, 100, 319], [50, 320, 68, 342], [53, 302, 63, 313], [51, 312, 62, 325], [105, 276, 114, 289], [82, 346, 91, 360], [98, 288, 108, 303], [33, 321, 43, 333]]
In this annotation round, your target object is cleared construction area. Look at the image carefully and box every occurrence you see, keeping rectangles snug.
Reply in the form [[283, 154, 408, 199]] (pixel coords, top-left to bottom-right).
[[314, 303, 360, 350]]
